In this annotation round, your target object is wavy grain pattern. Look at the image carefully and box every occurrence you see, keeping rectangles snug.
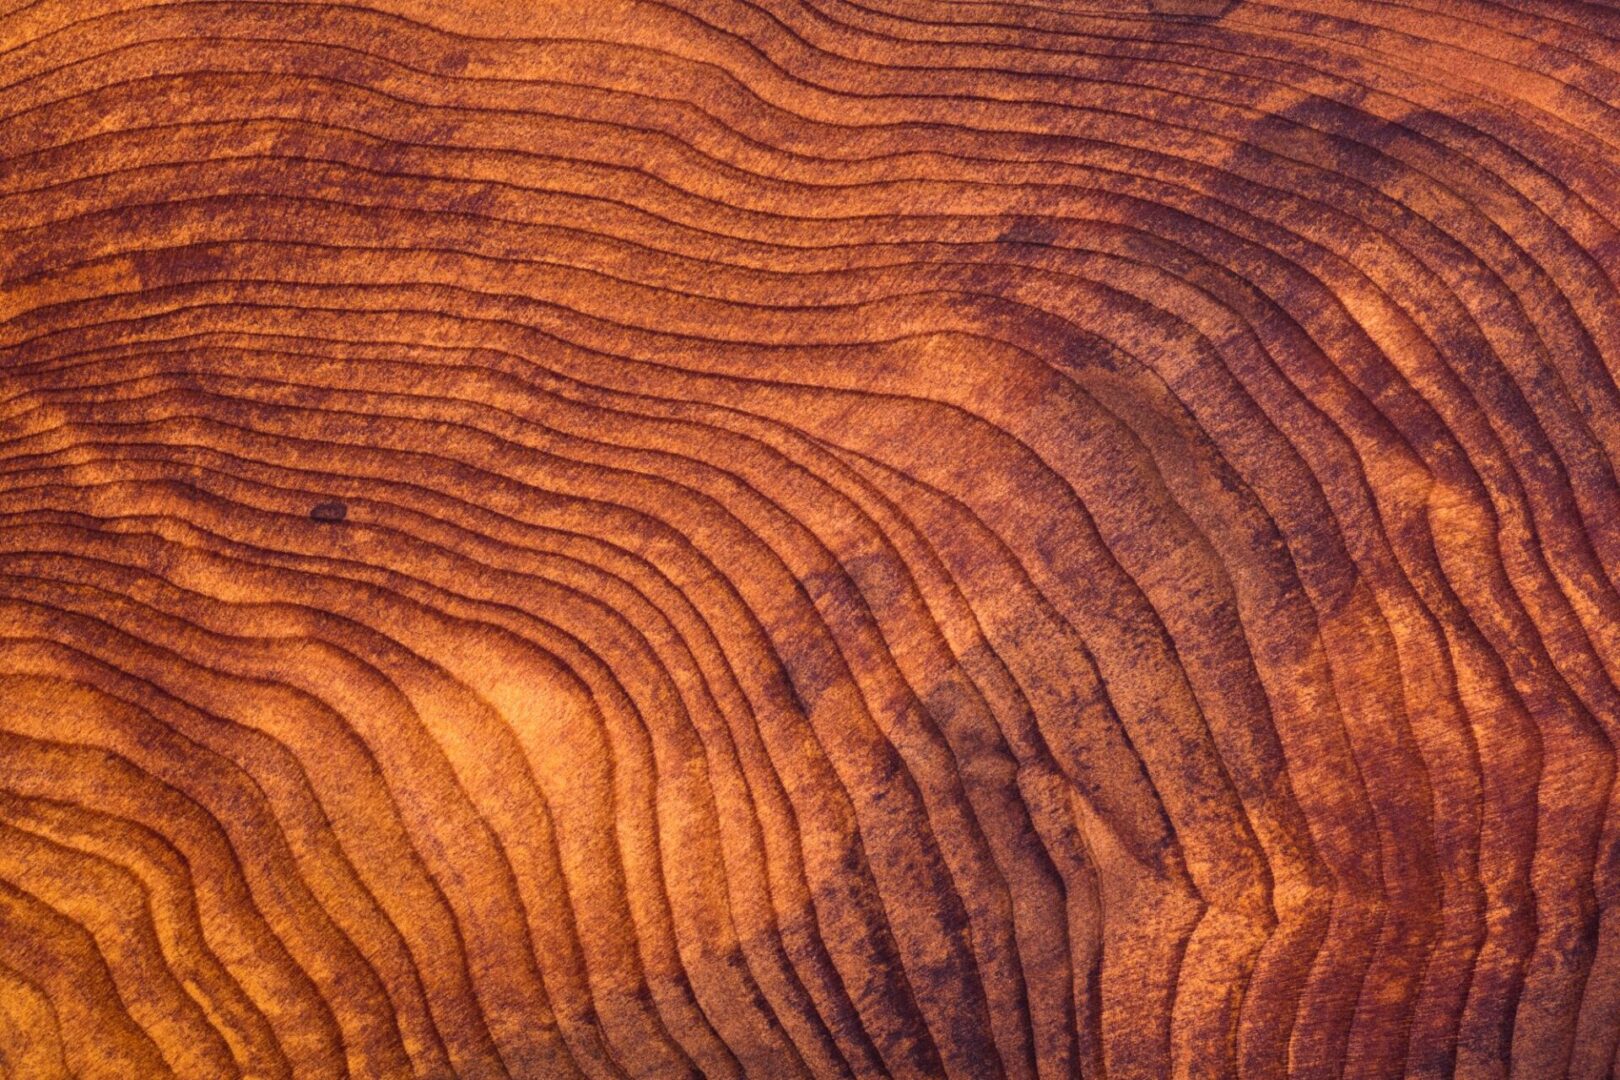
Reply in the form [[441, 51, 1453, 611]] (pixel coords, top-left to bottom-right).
[[4, 0, 1620, 1076]]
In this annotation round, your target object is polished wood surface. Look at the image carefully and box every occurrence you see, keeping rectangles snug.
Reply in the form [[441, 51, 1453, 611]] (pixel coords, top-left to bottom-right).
[[4, 1, 1620, 1076]]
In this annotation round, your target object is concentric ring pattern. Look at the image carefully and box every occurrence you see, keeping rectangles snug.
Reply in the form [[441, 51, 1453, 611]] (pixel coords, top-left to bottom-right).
[[4, 0, 1620, 1076]]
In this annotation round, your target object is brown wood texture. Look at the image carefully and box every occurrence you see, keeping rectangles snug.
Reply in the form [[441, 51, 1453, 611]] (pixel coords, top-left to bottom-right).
[[4, 0, 1620, 1077]]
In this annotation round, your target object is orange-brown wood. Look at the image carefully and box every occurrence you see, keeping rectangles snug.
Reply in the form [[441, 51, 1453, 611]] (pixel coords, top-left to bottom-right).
[[4, 1, 1620, 1076]]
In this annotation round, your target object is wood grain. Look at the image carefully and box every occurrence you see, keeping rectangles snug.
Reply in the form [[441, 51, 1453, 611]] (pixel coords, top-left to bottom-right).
[[4, 0, 1620, 1076]]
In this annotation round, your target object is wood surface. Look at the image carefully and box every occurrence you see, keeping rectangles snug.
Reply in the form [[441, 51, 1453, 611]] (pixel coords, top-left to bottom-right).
[[4, 0, 1620, 1076]]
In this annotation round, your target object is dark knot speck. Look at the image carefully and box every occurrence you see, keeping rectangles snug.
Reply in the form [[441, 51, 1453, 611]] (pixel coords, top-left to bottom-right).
[[309, 500, 348, 523]]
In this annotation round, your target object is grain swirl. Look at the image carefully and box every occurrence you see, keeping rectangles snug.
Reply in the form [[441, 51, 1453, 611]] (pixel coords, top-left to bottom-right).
[[4, 1, 1620, 1076]]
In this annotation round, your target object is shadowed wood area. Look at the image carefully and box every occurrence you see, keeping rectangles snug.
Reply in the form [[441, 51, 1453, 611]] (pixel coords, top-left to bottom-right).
[[4, 0, 1620, 1076]]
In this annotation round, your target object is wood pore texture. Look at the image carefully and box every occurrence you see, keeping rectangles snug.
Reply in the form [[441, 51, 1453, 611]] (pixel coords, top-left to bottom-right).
[[3, 0, 1620, 1077]]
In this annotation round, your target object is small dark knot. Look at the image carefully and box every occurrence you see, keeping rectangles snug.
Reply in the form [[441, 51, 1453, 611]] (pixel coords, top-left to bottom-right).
[[309, 500, 348, 523]]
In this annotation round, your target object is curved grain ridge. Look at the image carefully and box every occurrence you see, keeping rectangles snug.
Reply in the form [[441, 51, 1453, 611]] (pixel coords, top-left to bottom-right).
[[3, 0, 1620, 1076]]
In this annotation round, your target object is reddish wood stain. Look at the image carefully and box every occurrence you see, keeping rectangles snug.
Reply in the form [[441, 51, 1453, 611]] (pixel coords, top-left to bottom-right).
[[4, 1, 1620, 1076]]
